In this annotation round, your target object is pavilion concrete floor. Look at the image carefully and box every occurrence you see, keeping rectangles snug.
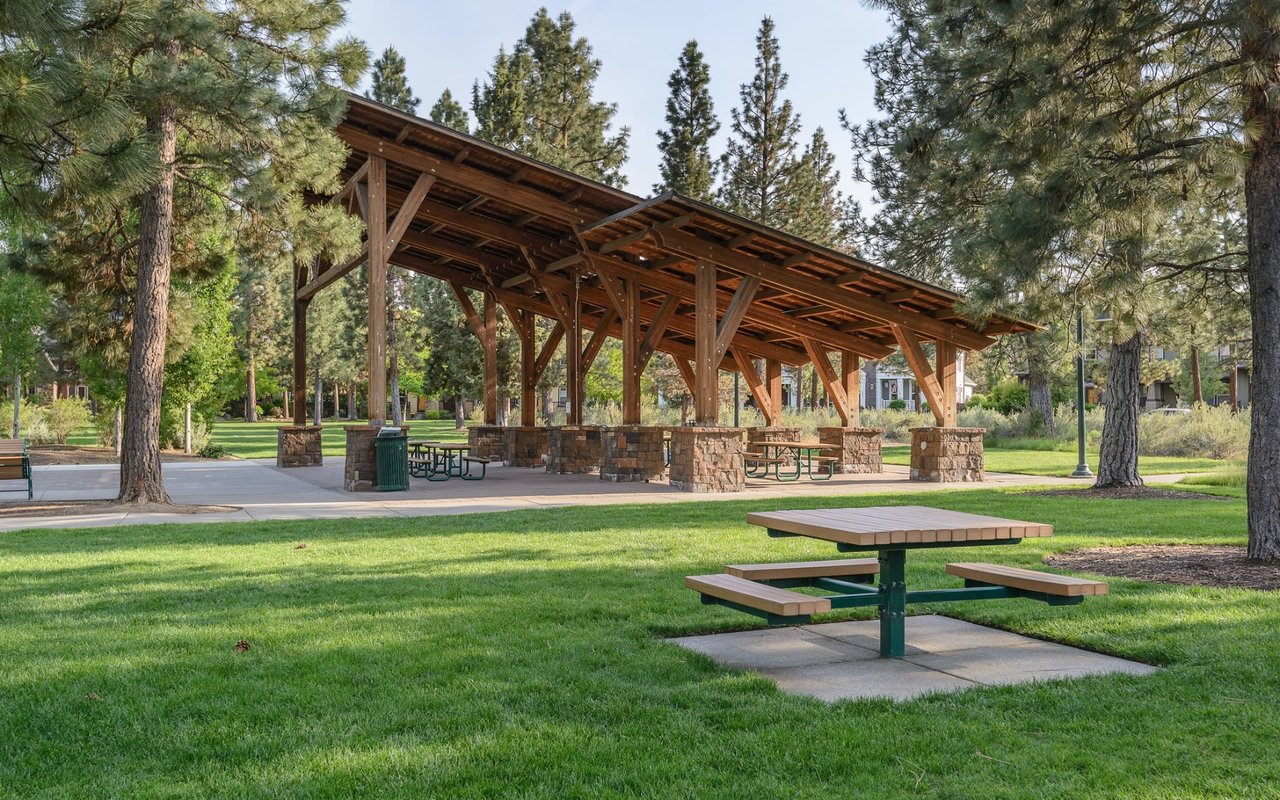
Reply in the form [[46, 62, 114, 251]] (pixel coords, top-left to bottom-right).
[[2, 458, 1195, 532], [672, 615, 1157, 702]]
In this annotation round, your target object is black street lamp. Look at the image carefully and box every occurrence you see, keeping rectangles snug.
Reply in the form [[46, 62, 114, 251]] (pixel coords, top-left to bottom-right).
[[1071, 308, 1093, 478]]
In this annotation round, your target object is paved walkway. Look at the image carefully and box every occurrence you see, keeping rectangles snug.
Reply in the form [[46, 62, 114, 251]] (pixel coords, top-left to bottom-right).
[[672, 615, 1156, 701], [2, 458, 1192, 532]]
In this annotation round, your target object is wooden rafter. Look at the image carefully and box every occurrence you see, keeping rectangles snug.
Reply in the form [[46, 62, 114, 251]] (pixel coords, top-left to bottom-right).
[[892, 324, 946, 425], [802, 338, 851, 426], [714, 276, 760, 367], [733, 349, 775, 425]]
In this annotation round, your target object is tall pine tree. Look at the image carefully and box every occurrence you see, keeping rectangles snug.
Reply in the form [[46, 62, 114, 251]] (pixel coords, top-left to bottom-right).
[[368, 47, 419, 114], [718, 17, 802, 228], [429, 89, 470, 133], [655, 40, 719, 200], [0, 1, 366, 503], [787, 127, 846, 247]]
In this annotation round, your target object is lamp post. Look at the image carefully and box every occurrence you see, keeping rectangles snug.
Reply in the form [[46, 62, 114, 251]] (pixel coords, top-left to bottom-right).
[[1070, 308, 1093, 478]]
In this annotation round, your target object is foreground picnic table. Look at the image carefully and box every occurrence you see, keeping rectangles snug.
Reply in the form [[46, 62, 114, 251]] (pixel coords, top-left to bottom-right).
[[687, 505, 1107, 658]]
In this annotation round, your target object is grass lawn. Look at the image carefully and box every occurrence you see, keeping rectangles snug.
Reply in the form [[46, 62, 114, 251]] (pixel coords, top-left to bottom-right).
[[207, 418, 469, 459], [884, 444, 1239, 477], [2, 487, 1276, 797]]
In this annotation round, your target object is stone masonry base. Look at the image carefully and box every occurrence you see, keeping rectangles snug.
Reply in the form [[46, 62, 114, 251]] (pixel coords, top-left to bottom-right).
[[344, 425, 380, 491], [468, 425, 505, 461], [276, 426, 323, 468], [599, 426, 666, 482], [669, 427, 745, 493], [547, 426, 602, 474], [503, 426, 548, 467], [910, 427, 985, 482], [817, 427, 883, 474], [746, 426, 801, 465]]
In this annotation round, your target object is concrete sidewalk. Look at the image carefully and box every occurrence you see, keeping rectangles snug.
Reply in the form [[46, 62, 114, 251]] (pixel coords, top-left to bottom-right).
[[2, 457, 1193, 532]]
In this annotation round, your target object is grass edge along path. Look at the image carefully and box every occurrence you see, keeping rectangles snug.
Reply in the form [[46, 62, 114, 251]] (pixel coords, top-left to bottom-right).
[[2, 487, 1276, 798], [884, 443, 1239, 478]]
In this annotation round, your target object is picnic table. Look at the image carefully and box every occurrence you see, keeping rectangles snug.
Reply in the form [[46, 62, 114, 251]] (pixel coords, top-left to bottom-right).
[[746, 441, 840, 481], [0, 438, 32, 500], [686, 505, 1107, 658], [407, 440, 486, 481]]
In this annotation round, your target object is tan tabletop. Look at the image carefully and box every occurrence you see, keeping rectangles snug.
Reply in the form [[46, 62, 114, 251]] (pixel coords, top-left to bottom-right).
[[753, 441, 838, 449], [745, 505, 1053, 548]]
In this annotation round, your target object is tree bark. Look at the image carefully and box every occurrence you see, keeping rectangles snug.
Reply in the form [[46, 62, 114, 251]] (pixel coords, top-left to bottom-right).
[[1228, 344, 1239, 411], [1244, 22, 1280, 559], [183, 402, 192, 454], [453, 394, 465, 430], [1190, 345, 1203, 405], [11, 374, 20, 438], [313, 367, 322, 427], [245, 292, 257, 423], [1095, 332, 1144, 488], [1025, 331, 1056, 435], [347, 381, 356, 420], [118, 38, 178, 505], [113, 406, 122, 457]]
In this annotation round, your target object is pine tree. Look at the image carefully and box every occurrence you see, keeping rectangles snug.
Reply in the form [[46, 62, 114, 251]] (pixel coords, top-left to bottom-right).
[[719, 17, 802, 228], [0, 1, 367, 503], [787, 127, 845, 247], [655, 40, 719, 200], [367, 46, 421, 426], [368, 47, 420, 114], [472, 8, 629, 185], [429, 89, 470, 133]]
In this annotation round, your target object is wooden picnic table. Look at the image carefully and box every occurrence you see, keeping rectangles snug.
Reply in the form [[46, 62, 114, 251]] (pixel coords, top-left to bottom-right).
[[747, 441, 840, 481], [688, 505, 1106, 658], [407, 441, 480, 481]]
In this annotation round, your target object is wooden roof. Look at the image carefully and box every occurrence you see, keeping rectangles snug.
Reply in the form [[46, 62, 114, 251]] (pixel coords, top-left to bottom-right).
[[319, 94, 1034, 368]]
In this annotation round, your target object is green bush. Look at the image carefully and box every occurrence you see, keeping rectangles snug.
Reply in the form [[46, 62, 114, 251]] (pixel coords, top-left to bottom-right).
[[979, 379, 1028, 414], [424, 410, 453, 420], [198, 443, 229, 459], [44, 398, 93, 444], [1139, 405, 1249, 459], [0, 401, 51, 444], [887, 398, 907, 411]]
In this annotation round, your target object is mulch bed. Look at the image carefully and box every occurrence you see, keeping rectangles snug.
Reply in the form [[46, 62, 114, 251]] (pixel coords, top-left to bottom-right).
[[26, 446, 208, 466], [1028, 485, 1232, 501], [1047, 546, 1280, 591], [0, 500, 239, 519]]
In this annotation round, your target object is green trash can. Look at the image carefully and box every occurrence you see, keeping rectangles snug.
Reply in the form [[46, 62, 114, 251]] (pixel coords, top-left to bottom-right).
[[373, 428, 409, 492]]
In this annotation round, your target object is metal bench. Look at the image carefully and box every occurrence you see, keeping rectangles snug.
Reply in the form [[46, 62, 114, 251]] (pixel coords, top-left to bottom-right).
[[946, 562, 1108, 598], [685, 573, 831, 623], [0, 439, 32, 500]]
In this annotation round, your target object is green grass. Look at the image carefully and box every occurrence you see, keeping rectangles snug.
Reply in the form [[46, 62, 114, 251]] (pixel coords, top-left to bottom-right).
[[208, 418, 469, 459], [2, 489, 1277, 797], [1178, 464, 1248, 488], [884, 444, 1239, 478]]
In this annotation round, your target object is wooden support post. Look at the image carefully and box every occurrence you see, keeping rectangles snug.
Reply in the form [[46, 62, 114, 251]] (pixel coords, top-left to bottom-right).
[[292, 298, 309, 426], [841, 350, 860, 427], [516, 311, 537, 427], [622, 278, 642, 424], [567, 288, 583, 425], [766, 359, 782, 422], [366, 155, 388, 425], [694, 260, 719, 425], [936, 341, 958, 427], [802, 339, 851, 426], [733, 350, 774, 425], [483, 292, 498, 425], [893, 325, 946, 425]]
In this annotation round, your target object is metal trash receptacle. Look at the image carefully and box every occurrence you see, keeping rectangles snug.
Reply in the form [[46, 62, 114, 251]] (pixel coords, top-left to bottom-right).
[[373, 427, 409, 491]]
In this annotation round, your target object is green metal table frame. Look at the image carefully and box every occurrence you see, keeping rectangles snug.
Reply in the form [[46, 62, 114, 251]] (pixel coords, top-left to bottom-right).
[[745, 444, 837, 482], [701, 529, 1083, 658], [409, 443, 473, 481]]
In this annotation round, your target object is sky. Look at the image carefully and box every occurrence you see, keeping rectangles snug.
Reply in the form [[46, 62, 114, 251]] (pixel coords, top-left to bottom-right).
[[339, 1, 892, 207]]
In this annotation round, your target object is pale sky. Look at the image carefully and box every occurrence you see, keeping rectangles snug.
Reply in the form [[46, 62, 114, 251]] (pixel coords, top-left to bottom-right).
[[340, 1, 891, 207]]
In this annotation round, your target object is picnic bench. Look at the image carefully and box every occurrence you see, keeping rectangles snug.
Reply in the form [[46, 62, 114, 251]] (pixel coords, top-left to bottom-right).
[[686, 505, 1106, 658], [0, 438, 32, 500], [408, 441, 487, 481], [745, 441, 839, 481]]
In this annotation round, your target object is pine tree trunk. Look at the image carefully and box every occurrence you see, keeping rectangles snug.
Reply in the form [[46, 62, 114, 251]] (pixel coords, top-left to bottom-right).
[[1244, 25, 1280, 560], [183, 402, 192, 454], [1025, 332, 1055, 435], [1190, 346, 1203, 405], [795, 368, 803, 410], [113, 407, 122, 457], [11, 374, 19, 438], [1228, 346, 1239, 411], [1095, 332, 1143, 488], [454, 394, 465, 430], [245, 296, 257, 423], [313, 368, 322, 426], [333, 384, 339, 420], [347, 381, 356, 420], [118, 40, 178, 505]]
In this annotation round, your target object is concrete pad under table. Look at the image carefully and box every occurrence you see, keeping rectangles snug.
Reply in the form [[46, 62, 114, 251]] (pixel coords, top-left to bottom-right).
[[671, 615, 1155, 702]]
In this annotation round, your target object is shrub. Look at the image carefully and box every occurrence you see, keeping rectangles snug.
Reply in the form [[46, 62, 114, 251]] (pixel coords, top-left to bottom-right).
[[424, 410, 452, 420], [1139, 405, 1249, 459], [860, 408, 933, 442], [979, 379, 1029, 414], [0, 401, 52, 444], [44, 398, 93, 444], [198, 443, 229, 459], [887, 398, 907, 411]]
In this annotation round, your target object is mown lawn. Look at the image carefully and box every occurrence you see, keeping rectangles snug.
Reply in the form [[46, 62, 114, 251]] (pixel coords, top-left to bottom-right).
[[884, 444, 1239, 478], [2, 487, 1275, 798], [208, 418, 469, 458]]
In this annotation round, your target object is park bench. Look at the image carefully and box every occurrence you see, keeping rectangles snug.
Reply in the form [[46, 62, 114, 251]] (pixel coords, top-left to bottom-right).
[[0, 439, 32, 500], [459, 455, 488, 481], [687, 506, 1108, 658]]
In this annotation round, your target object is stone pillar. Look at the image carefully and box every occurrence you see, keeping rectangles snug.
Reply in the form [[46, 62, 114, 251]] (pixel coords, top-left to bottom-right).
[[502, 426, 548, 467], [546, 426, 602, 474], [467, 425, 505, 461], [599, 426, 666, 482], [343, 425, 380, 491], [817, 427, 883, 474], [909, 427, 985, 482], [669, 427, 745, 493], [745, 426, 801, 465], [276, 425, 323, 468]]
